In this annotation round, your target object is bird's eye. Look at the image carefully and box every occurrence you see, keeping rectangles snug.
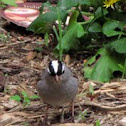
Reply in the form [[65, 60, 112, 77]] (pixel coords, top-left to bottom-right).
[[57, 61, 65, 75], [48, 61, 56, 76], [62, 70, 65, 74]]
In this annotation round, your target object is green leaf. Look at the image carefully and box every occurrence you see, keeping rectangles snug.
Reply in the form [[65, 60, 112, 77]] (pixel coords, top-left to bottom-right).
[[57, 0, 91, 11], [108, 38, 126, 54], [77, 23, 85, 37], [44, 32, 49, 46], [10, 95, 21, 102], [27, 5, 67, 33], [89, 84, 94, 95], [88, 22, 102, 33], [118, 21, 126, 31], [34, 47, 43, 52], [103, 20, 124, 37], [27, 11, 56, 33], [1, 0, 17, 6], [30, 95, 40, 100], [54, 11, 86, 53], [23, 99, 30, 103], [57, 0, 78, 10], [90, 0, 103, 7], [42, 1, 52, 8], [95, 7, 108, 18], [21, 91, 28, 99], [96, 120, 101, 126], [55, 24, 78, 51], [79, 0, 91, 5], [0, 4, 6, 8], [83, 48, 124, 82]]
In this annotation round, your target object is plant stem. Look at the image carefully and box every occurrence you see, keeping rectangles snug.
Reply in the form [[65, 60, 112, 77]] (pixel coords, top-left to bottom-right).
[[122, 58, 126, 79], [57, 8, 63, 61], [53, 26, 59, 41]]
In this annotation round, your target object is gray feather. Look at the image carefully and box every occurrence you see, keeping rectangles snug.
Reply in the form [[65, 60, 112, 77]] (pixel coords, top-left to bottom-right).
[[37, 65, 78, 106]]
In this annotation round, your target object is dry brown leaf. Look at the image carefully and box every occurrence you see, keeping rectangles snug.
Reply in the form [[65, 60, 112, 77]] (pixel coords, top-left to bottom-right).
[[64, 54, 71, 65], [12, 111, 29, 117], [5, 117, 25, 126], [0, 43, 5, 47], [42, 55, 49, 67], [0, 105, 4, 114], [0, 72, 6, 92], [24, 43, 34, 50], [101, 82, 124, 89], [119, 117, 126, 126], [6, 60, 24, 69], [105, 92, 115, 98], [11, 38, 17, 42], [26, 51, 37, 61], [2, 99, 19, 109], [37, 52, 43, 59], [17, 82, 35, 96], [0, 113, 13, 126], [51, 123, 89, 126]]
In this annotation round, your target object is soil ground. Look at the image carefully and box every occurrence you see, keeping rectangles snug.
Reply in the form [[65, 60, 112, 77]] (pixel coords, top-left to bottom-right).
[[0, 18, 126, 126]]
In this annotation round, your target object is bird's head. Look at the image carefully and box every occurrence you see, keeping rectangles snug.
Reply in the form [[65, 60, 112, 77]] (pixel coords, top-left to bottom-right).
[[47, 60, 65, 82]]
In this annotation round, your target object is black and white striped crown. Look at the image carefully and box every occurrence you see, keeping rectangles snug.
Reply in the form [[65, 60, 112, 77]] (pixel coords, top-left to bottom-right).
[[47, 60, 65, 76]]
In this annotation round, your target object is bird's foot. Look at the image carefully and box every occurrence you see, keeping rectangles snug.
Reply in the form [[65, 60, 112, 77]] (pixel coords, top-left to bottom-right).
[[41, 116, 48, 126], [60, 107, 65, 123], [71, 116, 75, 123], [65, 116, 75, 123], [60, 115, 64, 123]]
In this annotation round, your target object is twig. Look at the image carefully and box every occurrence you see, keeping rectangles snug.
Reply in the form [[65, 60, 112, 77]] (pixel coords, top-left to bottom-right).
[[0, 27, 7, 33], [27, 114, 43, 119], [5, 118, 25, 126], [76, 100, 126, 111], [8, 105, 23, 113], [8, 104, 45, 112], [0, 39, 31, 50]]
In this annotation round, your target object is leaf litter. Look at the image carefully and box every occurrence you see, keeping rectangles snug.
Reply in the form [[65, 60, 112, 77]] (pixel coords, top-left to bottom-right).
[[0, 19, 126, 126]]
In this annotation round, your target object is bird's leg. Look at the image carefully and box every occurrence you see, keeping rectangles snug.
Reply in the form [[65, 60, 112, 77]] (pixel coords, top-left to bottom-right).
[[65, 100, 75, 123], [42, 104, 49, 126], [60, 106, 65, 123], [71, 100, 75, 122]]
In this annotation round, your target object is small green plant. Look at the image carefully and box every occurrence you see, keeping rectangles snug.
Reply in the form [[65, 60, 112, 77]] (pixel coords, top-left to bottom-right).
[[23, 122, 29, 126], [57, 8, 63, 61], [89, 84, 94, 96], [44, 32, 49, 47], [4, 86, 10, 94], [52, 8, 63, 61], [76, 109, 87, 122], [11, 94, 21, 102], [88, 84, 95, 101], [10, 91, 40, 107], [96, 120, 101, 126], [0, 33, 10, 43]]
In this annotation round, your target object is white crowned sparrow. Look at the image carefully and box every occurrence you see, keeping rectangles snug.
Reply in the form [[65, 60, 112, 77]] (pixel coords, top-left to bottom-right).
[[37, 60, 78, 124]]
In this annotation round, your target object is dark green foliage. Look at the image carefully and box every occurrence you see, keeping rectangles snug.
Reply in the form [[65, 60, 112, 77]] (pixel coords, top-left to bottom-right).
[[27, 0, 126, 82], [0, 0, 17, 7], [10, 91, 40, 107], [83, 48, 124, 82]]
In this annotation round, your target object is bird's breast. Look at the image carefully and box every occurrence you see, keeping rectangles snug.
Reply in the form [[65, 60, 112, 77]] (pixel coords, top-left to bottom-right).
[[42, 81, 77, 106]]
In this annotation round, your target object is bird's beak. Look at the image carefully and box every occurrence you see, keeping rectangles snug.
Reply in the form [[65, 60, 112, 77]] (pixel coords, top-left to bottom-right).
[[55, 75, 60, 82]]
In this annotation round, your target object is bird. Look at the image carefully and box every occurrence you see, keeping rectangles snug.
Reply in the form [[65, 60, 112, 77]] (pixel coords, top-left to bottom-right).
[[37, 60, 78, 124]]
